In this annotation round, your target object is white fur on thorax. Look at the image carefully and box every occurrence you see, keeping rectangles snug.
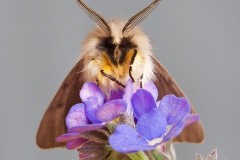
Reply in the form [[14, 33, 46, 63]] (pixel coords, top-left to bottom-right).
[[79, 20, 155, 94]]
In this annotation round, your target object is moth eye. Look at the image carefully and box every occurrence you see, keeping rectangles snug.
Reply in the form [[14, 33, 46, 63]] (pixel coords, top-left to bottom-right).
[[105, 38, 116, 50], [120, 39, 127, 46], [120, 38, 136, 49]]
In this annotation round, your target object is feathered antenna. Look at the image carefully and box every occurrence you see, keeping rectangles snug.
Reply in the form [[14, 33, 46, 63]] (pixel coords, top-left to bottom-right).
[[76, 0, 111, 34], [123, 0, 161, 33]]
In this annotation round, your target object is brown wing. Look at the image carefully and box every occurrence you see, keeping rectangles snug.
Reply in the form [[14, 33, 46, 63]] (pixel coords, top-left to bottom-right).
[[152, 56, 204, 143], [36, 58, 84, 148]]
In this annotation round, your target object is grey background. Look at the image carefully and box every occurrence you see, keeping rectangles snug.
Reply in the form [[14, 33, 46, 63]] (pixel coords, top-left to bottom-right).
[[0, 0, 239, 159]]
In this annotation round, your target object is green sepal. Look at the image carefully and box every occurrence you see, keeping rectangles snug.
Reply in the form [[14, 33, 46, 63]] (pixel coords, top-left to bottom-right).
[[78, 129, 109, 144], [77, 141, 107, 160], [127, 151, 150, 160], [106, 122, 118, 134], [104, 146, 131, 160], [150, 150, 165, 160]]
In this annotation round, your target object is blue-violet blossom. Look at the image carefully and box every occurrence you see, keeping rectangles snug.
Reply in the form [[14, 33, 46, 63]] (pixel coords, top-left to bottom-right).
[[109, 83, 199, 153]]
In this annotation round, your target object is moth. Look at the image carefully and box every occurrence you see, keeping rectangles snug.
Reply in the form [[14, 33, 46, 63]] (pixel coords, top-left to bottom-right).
[[37, 0, 204, 148]]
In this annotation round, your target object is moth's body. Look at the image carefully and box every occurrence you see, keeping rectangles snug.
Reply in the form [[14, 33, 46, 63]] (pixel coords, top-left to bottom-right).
[[81, 20, 154, 94], [36, 0, 204, 149]]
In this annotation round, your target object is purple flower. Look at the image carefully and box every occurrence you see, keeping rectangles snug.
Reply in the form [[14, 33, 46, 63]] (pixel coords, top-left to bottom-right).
[[123, 79, 158, 116], [109, 87, 199, 153], [56, 82, 127, 149]]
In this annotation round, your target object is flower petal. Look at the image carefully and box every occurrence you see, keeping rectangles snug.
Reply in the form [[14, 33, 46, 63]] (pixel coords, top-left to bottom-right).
[[131, 89, 157, 118], [56, 133, 81, 142], [108, 90, 124, 101], [124, 79, 133, 97], [136, 108, 167, 141], [123, 79, 133, 103], [156, 100, 160, 108], [66, 138, 88, 150], [143, 81, 158, 101], [85, 97, 102, 123], [132, 81, 141, 93], [109, 124, 155, 153], [183, 114, 199, 127], [68, 123, 105, 133], [158, 95, 190, 125], [80, 82, 104, 104], [96, 99, 127, 122], [66, 103, 89, 129], [163, 121, 185, 142], [123, 79, 134, 115]]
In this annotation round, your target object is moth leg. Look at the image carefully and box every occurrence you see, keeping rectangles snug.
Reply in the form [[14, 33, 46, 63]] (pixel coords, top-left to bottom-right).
[[139, 74, 143, 88], [129, 49, 137, 82], [100, 70, 125, 88], [96, 79, 100, 86]]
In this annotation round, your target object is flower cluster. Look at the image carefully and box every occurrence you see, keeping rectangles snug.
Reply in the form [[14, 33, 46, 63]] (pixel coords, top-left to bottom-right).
[[56, 80, 199, 159], [56, 82, 127, 149]]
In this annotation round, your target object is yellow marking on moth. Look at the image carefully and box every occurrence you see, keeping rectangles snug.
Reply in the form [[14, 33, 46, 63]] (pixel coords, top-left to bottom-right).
[[95, 49, 143, 84]]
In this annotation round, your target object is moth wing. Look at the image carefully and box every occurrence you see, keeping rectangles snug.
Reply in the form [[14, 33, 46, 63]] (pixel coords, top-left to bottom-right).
[[36, 59, 84, 148], [152, 56, 204, 143]]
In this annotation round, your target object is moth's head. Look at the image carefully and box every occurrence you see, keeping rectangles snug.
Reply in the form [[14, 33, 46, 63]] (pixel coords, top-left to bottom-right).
[[77, 0, 161, 65]]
